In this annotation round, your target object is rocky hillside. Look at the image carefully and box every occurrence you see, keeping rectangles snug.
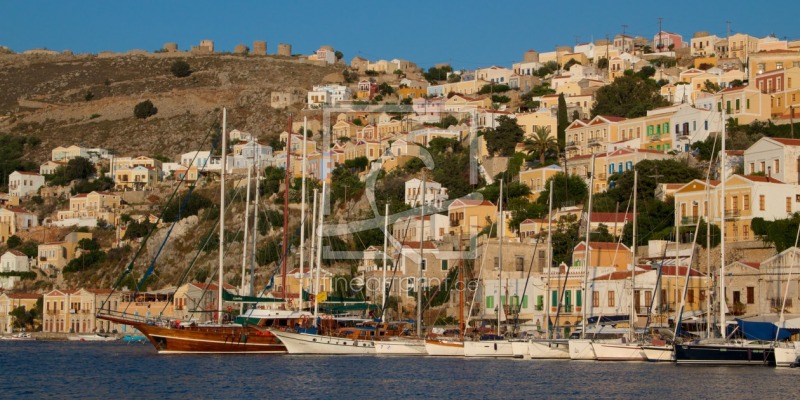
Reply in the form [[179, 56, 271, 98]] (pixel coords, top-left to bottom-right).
[[0, 53, 341, 163]]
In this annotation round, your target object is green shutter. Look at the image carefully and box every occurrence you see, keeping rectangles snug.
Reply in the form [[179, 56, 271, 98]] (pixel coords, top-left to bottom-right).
[[647, 125, 654, 136], [486, 295, 494, 309], [663, 122, 669, 133], [536, 295, 543, 307], [735, 99, 740, 110], [576, 290, 582, 307], [551, 290, 558, 306], [523, 295, 529, 309], [565, 291, 572, 306], [501, 296, 506, 306], [441, 259, 448, 270], [511, 295, 519, 307], [746, 99, 750, 109]]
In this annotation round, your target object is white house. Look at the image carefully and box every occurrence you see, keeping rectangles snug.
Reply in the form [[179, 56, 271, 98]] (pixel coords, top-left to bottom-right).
[[392, 214, 450, 242], [0, 250, 30, 290], [404, 178, 449, 208], [307, 84, 351, 108], [8, 171, 44, 198], [743, 137, 800, 184]]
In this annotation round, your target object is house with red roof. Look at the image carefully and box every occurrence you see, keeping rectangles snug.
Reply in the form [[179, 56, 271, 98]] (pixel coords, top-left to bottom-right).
[[447, 198, 498, 235], [56, 191, 122, 226], [0, 292, 42, 333], [744, 136, 800, 184]]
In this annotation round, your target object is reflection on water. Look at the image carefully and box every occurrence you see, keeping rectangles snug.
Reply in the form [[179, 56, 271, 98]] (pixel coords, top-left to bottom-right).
[[2, 341, 796, 399]]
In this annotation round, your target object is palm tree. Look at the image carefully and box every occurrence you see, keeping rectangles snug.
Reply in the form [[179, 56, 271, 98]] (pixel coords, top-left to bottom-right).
[[524, 126, 558, 165]]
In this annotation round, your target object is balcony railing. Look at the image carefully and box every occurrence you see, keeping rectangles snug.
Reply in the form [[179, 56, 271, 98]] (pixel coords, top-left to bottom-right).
[[565, 141, 578, 149], [588, 138, 604, 146], [561, 305, 574, 313], [450, 219, 461, 227], [724, 209, 740, 219], [680, 216, 700, 225]]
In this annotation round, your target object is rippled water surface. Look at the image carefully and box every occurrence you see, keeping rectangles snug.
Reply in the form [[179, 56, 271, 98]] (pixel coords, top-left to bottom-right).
[[1, 341, 795, 399]]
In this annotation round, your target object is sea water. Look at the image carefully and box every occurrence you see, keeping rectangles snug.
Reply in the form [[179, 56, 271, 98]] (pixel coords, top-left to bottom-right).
[[1, 341, 795, 399]]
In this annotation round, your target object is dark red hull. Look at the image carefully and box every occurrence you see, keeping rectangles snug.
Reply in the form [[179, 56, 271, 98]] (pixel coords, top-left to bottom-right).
[[98, 314, 286, 354]]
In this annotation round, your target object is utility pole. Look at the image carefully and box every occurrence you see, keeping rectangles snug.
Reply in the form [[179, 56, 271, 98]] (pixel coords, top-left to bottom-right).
[[658, 17, 664, 52], [726, 21, 732, 59]]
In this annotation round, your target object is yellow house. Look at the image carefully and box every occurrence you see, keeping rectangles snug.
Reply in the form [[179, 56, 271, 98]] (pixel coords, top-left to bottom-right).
[[0, 293, 41, 333], [674, 179, 720, 228], [519, 218, 555, 240], [749, 49, 800, 81], [728, 33, 760, 62], [558, 52, 588, 67], [174, 166, 201, 183], [715, 174, 800, 243], [572, 241, 632, 272], [564, 115, 625, 158], [114, 166, 159, 190], [444, 94, 492, 113], [566, 152, 608, 193], [332, 120, 359, 140], [515, 111, 558, 140], [43, 288, 122, 333], [519, 164, 562, 200], [641, 111, 674, 152], [448, 199, 496, 235], [56, 191, 122, 223], [397, 86, 427, 99], [695, 86, 771, 125]]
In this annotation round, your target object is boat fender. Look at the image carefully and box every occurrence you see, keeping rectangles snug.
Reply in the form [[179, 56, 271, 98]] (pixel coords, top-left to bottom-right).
[[494, 343, 497, 351]]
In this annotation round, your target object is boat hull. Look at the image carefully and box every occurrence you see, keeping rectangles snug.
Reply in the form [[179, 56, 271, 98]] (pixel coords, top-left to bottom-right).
[[641, 345, 675, 362], [592, 342, 646, 361], [528, 340, 570, 359], [374, 339, 428, 356], [270, 329, 376, 355], [674, 343, 775, 366], [511, 341, 529, 358], [568, 339, 596, 360], [464, 340, 515, 357], [424, 339, 464, 356], [98, 314, 285, 354], [774, 344, 799, 368]]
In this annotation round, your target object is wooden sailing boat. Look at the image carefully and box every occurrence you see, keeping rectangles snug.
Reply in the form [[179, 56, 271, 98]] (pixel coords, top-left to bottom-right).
[[97, 109, 297, 354]]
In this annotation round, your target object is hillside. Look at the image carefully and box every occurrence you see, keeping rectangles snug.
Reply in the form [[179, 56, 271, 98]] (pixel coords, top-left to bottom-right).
[[0, 53, 341, 163]]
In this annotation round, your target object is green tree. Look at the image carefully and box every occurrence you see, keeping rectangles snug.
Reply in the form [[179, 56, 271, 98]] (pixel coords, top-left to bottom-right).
[[6, 235, 21, 249], [591, 75, 669, 118], [702, 79, 721, 93], [482, 116, 524, 157], [170, 60, 191, 77], [478, 84, 511, 95], [524, 126, 558, 165], [123, 221, 152, 240], [378, 82, 394, 96], [334, 50, 343, 61], [134, 100, 158, 119], [17, 240, 39, 258], [557, 93, 569, 148], [423, 65, 453, 84], [436, 115, 459, 129], [161, 193, 213, 222], [596, 58, 609, 69], [537, 173, 588, 209], [77, 238, 100, 251], [563, 59, 581, 70]]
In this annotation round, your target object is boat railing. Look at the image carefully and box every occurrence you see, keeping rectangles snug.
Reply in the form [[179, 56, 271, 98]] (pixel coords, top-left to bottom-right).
[[96, 309, 167, 325]]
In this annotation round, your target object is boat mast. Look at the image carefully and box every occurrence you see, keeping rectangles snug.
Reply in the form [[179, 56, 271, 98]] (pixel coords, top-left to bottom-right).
[[497, 178, 504, 336], [719, 103, 727, 338], [416, 173, 426, 337], [282, 114, 293, 304], [314, 184, 326, 322], [546, 180, 554, 340], [381, 203, 389, 321], [310, 189, 318, 307], [630, 169, 638, 341], [459, 228, 465, 336], [298, 117, 308, 310], [581, 153, 596, 338], [217, 107, 227, 323], [240, 155, 252, 314], [250, 154, 261, 297]]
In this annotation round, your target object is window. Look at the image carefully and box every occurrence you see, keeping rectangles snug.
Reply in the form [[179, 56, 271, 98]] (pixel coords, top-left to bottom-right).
[[441, 259, 448, 271], [593, 291, 600, 307], [688, 289, 695, 304], [576, 290, 582, 307], [551, 290, 558, 309], [493, 257, 499, 270], [608, 291, 615, 307], [421, 259, 427, 271], [735, 99, 740, 111], [486, 295, 494, 309], [749, 163, 755, 174], [743, 224, 750, 240], [775, 159, 780, 174], [407, 278, 415, 296], [744, 195, 750, 210], [760, 161, 766, 172], [788, 197, 792, 213], [515, 256, 524, 272], [746, 99, 750, 110]]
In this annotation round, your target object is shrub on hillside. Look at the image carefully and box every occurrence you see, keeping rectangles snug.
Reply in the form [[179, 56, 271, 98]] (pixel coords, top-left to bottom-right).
[[170, 60, 191, 78], [134, 100, 158, 119]]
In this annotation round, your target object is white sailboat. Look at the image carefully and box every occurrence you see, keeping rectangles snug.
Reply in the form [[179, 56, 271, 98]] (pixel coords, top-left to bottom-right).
[[592, 170, 646, 361], [528, 181, 570, 359], [464, 179, 515, 358]]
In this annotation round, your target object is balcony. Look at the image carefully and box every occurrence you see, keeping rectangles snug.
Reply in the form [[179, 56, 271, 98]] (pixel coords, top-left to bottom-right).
[[680, 216, 700, 226], [450, 219, 461, 227], [561, 305, 574, 313], [534, 305, 544, 311], [588, 138, 604, 146], [565, 141, 579, 149], [724, 209, 740, 219]]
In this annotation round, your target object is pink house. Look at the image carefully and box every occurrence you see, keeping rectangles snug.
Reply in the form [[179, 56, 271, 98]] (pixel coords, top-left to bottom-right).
[[653, 31, 684, 51]]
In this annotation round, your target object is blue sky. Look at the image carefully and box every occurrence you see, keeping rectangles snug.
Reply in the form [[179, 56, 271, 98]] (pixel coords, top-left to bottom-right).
[[2, 1, 799, 70]]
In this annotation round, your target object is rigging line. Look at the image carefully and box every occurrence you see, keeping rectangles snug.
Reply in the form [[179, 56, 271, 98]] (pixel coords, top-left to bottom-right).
[[591, 193, 633, 332], [465, 218, 496, 336], [509, 237, 541, 332], [160, 185, 245, 318], [102, 126, 216, 311]]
